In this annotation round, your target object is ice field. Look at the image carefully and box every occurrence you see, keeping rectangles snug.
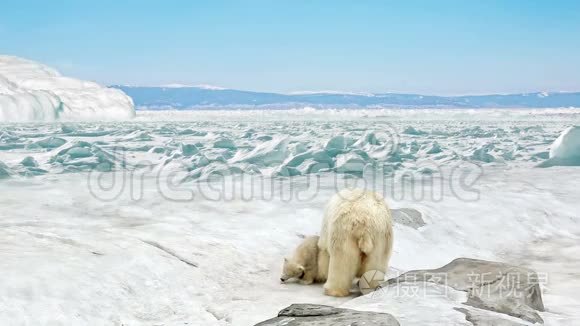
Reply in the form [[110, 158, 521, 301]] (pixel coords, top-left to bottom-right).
[[1, 109, 580, 325]]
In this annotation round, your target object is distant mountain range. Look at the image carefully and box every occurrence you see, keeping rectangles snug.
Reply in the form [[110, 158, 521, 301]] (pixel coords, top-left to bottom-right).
[[111, 85, 580, 109]]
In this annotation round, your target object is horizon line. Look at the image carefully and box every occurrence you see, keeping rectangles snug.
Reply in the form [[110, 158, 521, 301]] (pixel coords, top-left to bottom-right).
[[110, 84, 580, 97]]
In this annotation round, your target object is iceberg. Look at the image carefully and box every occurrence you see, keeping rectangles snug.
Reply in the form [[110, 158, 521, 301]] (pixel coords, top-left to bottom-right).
[[0, 55, 135, 122], [538, 126, 580, 167]]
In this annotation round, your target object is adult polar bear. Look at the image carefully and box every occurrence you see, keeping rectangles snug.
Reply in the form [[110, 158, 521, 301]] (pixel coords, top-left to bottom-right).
[[318, 188, 394, 297]]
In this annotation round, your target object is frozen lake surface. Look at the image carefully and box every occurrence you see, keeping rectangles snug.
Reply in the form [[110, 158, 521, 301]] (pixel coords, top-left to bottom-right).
[[1, 109, 579, 325]]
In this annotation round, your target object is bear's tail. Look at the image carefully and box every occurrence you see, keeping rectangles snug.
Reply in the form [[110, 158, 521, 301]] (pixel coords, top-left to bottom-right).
[[357, 232, 374, 255]]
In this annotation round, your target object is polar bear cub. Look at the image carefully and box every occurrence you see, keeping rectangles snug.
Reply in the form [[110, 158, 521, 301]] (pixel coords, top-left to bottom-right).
[[319, 188, 394, 297], [280, 235, 329, 285]]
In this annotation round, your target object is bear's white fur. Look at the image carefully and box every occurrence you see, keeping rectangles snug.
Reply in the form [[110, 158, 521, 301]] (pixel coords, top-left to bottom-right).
[[280, 235, 328, 285], [318, 188, 394, 297]]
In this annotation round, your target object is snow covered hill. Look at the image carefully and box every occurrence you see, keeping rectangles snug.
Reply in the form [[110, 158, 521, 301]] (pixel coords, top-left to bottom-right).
[[0, 55, 135, 122], [112, 85, 580, 110]]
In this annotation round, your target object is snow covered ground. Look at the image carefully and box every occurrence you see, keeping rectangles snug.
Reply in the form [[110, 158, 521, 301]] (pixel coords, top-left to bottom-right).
[[0, 109, 579, 325]]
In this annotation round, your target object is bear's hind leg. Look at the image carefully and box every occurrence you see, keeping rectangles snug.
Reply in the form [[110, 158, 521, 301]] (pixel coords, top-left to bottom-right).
[[359, 244, 388, 290], [356, 252, 367, 278], [324, 240, 360, 297]]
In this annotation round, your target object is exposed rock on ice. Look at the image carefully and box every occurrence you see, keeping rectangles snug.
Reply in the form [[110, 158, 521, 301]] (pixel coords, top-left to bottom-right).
[[391, 208, 426, 229], [454, 307, 527, 326], [333, 257, 550, 325], [256, 304, 400, 326], [0, 55, 135, 122], [538, 126, 580, 167], [386, 258, 545, 324], [259, 257, 544, 326]]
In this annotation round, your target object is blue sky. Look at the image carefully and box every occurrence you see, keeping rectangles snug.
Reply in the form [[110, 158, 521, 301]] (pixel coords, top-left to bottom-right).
[[1, 0, 580, 95]]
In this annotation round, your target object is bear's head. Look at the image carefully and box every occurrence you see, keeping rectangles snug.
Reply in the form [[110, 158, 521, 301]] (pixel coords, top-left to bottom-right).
[[280, 258, 305, 283]]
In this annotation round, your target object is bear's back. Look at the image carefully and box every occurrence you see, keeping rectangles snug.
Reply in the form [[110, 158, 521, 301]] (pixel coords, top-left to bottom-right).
[[323, 188, 392, 239]]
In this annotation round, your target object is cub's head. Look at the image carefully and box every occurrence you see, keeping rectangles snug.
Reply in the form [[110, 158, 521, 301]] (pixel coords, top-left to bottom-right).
[[280, 258, 305, 283]]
